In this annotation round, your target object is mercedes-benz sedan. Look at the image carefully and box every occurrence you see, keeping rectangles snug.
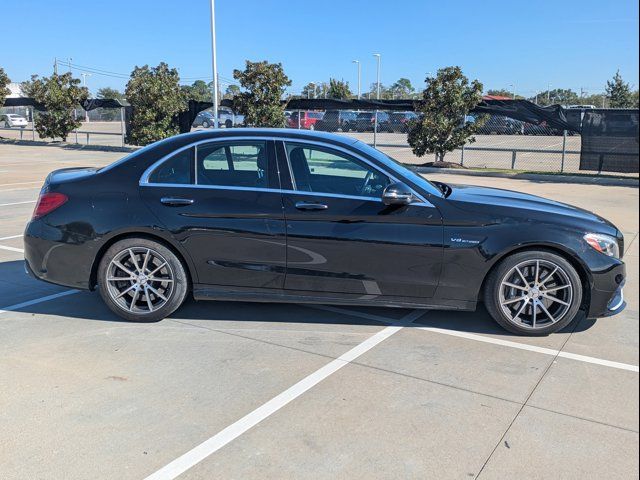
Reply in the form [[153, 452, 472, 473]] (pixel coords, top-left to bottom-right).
[[24, 129, 626, 335]]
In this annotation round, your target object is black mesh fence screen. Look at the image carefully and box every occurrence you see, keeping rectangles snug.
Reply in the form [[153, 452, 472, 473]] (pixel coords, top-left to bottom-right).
[[579, 109, 639, 173]]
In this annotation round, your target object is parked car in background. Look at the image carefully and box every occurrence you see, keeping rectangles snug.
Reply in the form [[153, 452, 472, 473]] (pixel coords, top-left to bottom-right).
[[389, 111, 418, 133], [1, 114, 28, 128], [193, 109, 244, 129], [315, 110, 358, 132], [287, 111, 325, 130], [355, 111, 391, 132], [523, 121, 556, 135], [478, 115, 524, 135]]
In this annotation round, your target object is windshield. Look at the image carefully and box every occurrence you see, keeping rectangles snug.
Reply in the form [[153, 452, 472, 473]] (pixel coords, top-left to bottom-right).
[[353, 140, 444, 198]]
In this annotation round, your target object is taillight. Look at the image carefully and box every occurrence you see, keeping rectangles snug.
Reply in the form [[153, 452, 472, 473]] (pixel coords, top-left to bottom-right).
[[32, 192, 68, 219]]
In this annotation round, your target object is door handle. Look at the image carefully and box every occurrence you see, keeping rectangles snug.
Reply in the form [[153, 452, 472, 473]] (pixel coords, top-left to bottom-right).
[[295, 201, 328, 211], [160, 197, 194, 206]]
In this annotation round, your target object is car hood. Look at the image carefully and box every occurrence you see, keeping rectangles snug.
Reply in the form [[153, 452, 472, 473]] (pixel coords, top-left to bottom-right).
[[446, 183, 618, 233]]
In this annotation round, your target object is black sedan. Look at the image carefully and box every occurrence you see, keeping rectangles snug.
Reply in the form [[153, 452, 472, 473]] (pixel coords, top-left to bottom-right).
[[24, 129, 626, 335]]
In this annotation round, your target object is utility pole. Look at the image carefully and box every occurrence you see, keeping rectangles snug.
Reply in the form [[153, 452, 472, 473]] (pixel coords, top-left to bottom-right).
[[54, 57, 58, 75], [352, 60, 361, 99], [209, 0, 219, 128], [81, 73, 92, 122], [547, 83, 551, 103]]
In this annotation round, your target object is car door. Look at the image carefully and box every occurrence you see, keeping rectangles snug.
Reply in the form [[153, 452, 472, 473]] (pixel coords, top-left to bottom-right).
[[277, 140, 443, 300], [140, 139, 287, 289]]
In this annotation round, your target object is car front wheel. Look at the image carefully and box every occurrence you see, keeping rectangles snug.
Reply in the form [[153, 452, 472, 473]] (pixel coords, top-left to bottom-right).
[[484, 250, 583, 335], [98, 238, 189, 322]]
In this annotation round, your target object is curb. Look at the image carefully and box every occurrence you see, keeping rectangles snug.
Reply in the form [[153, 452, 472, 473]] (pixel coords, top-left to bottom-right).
[[411, 166, 639, 188], [0, 138, 138, 153]]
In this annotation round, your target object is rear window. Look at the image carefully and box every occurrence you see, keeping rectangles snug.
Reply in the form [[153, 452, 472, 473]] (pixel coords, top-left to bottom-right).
[[148, 148, 194, 184]]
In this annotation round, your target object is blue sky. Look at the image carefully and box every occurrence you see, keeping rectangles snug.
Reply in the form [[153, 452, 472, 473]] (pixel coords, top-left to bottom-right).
[[1, 0, 638, 97]]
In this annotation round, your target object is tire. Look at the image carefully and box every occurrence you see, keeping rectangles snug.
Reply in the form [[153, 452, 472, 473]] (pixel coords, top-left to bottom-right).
[[97, 238, 189, 322], [483, 250, 583, 336], [202, 120, 210, 128], [225, 119, 233, 129]]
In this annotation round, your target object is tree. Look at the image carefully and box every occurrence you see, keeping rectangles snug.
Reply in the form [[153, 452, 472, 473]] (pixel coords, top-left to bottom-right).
[[389, 78, 415, 98], [182, 80, 212, 102], [224, 84, 240, 100], [486, 88, 526, 100], [0, 67, 10, 106], [97, 87, 124, 102], [327, 78, 352, 99], [125, 62, 186, 146], [21, 73, 88, 141], [606, 70, 634, 108], [529, 88, 579, 106], [408, 66, 484, 163], [232, 60, 291, 127], [96, 87, 125, 121]]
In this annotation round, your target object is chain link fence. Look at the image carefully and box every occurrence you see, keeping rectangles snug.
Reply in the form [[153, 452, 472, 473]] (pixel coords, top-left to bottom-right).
[[283, 109, 589, 174], [2, 104, 636, 177]]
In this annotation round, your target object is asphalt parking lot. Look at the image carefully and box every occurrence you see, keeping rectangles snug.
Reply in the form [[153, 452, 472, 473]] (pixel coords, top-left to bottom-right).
[[0, 142, 638, 479]]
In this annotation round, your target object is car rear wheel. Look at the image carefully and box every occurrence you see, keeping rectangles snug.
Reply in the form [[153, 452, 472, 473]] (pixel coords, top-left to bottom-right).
[[98, 238, 189, 322], [484, 251, 583, 335], [202, 120, 210, 128]]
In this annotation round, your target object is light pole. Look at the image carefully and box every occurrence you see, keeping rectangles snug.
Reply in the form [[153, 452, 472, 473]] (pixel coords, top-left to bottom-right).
[[373, 54, 381, 147], [352, 60, 361, 99], [547, 83, 551, 104], [81, 73, 92, 122], [509, 83, 516, 99], [373, 54, 381, 99], [209, 0, 219, 128]]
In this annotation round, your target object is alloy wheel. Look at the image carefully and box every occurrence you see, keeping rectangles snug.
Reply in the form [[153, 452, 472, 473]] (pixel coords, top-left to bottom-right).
[[498, 259, 574, 330], [105, 247, 175, 314]]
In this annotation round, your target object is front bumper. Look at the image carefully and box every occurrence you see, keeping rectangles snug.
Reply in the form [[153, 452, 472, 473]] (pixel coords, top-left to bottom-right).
[[586, 261, 627, 318]]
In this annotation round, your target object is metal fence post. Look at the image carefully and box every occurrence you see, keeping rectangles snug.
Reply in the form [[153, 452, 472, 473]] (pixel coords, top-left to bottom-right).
[[373, 110, 378, 148], [460, 144, 465, 166], [560, 130, 567, 172], [120, 107, 126, 146], [511, 150, 517, 169], [297, 110, 301, 129], [31, 107, 35, 140]]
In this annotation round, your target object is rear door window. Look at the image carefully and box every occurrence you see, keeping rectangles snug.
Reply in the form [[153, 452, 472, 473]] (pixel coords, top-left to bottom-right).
[[196, 141, 269, 188]]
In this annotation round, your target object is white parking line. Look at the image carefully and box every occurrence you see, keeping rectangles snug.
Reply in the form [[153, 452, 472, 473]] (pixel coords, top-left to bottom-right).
[[0, 289, 79, 314], [0, 244, 24, 253], [0, 200, 35, 207], [0, 234, 23, 241], [0, 181, 42, 187], [312, 306, 639, 373], [144, 309, 425, 480], [417, 326, 639, 373]]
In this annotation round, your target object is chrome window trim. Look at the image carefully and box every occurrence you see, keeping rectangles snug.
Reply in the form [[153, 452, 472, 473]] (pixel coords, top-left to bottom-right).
[[139, 135, 433, 207]]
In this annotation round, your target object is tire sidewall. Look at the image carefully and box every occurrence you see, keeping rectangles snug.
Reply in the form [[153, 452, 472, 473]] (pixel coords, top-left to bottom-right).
[[484, 250, 583, 336], [97, 238, 189, 322]]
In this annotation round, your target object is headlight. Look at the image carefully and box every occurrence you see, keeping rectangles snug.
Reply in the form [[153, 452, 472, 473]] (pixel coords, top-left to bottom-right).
[[584, 233, 620, 258]]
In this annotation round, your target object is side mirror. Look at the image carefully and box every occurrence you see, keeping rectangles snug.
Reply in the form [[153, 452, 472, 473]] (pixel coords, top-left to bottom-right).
[[382, 182, 414, 206]]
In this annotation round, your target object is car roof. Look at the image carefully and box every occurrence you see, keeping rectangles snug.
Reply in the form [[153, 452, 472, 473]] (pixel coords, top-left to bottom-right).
[[168, 128, 361, 148]]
